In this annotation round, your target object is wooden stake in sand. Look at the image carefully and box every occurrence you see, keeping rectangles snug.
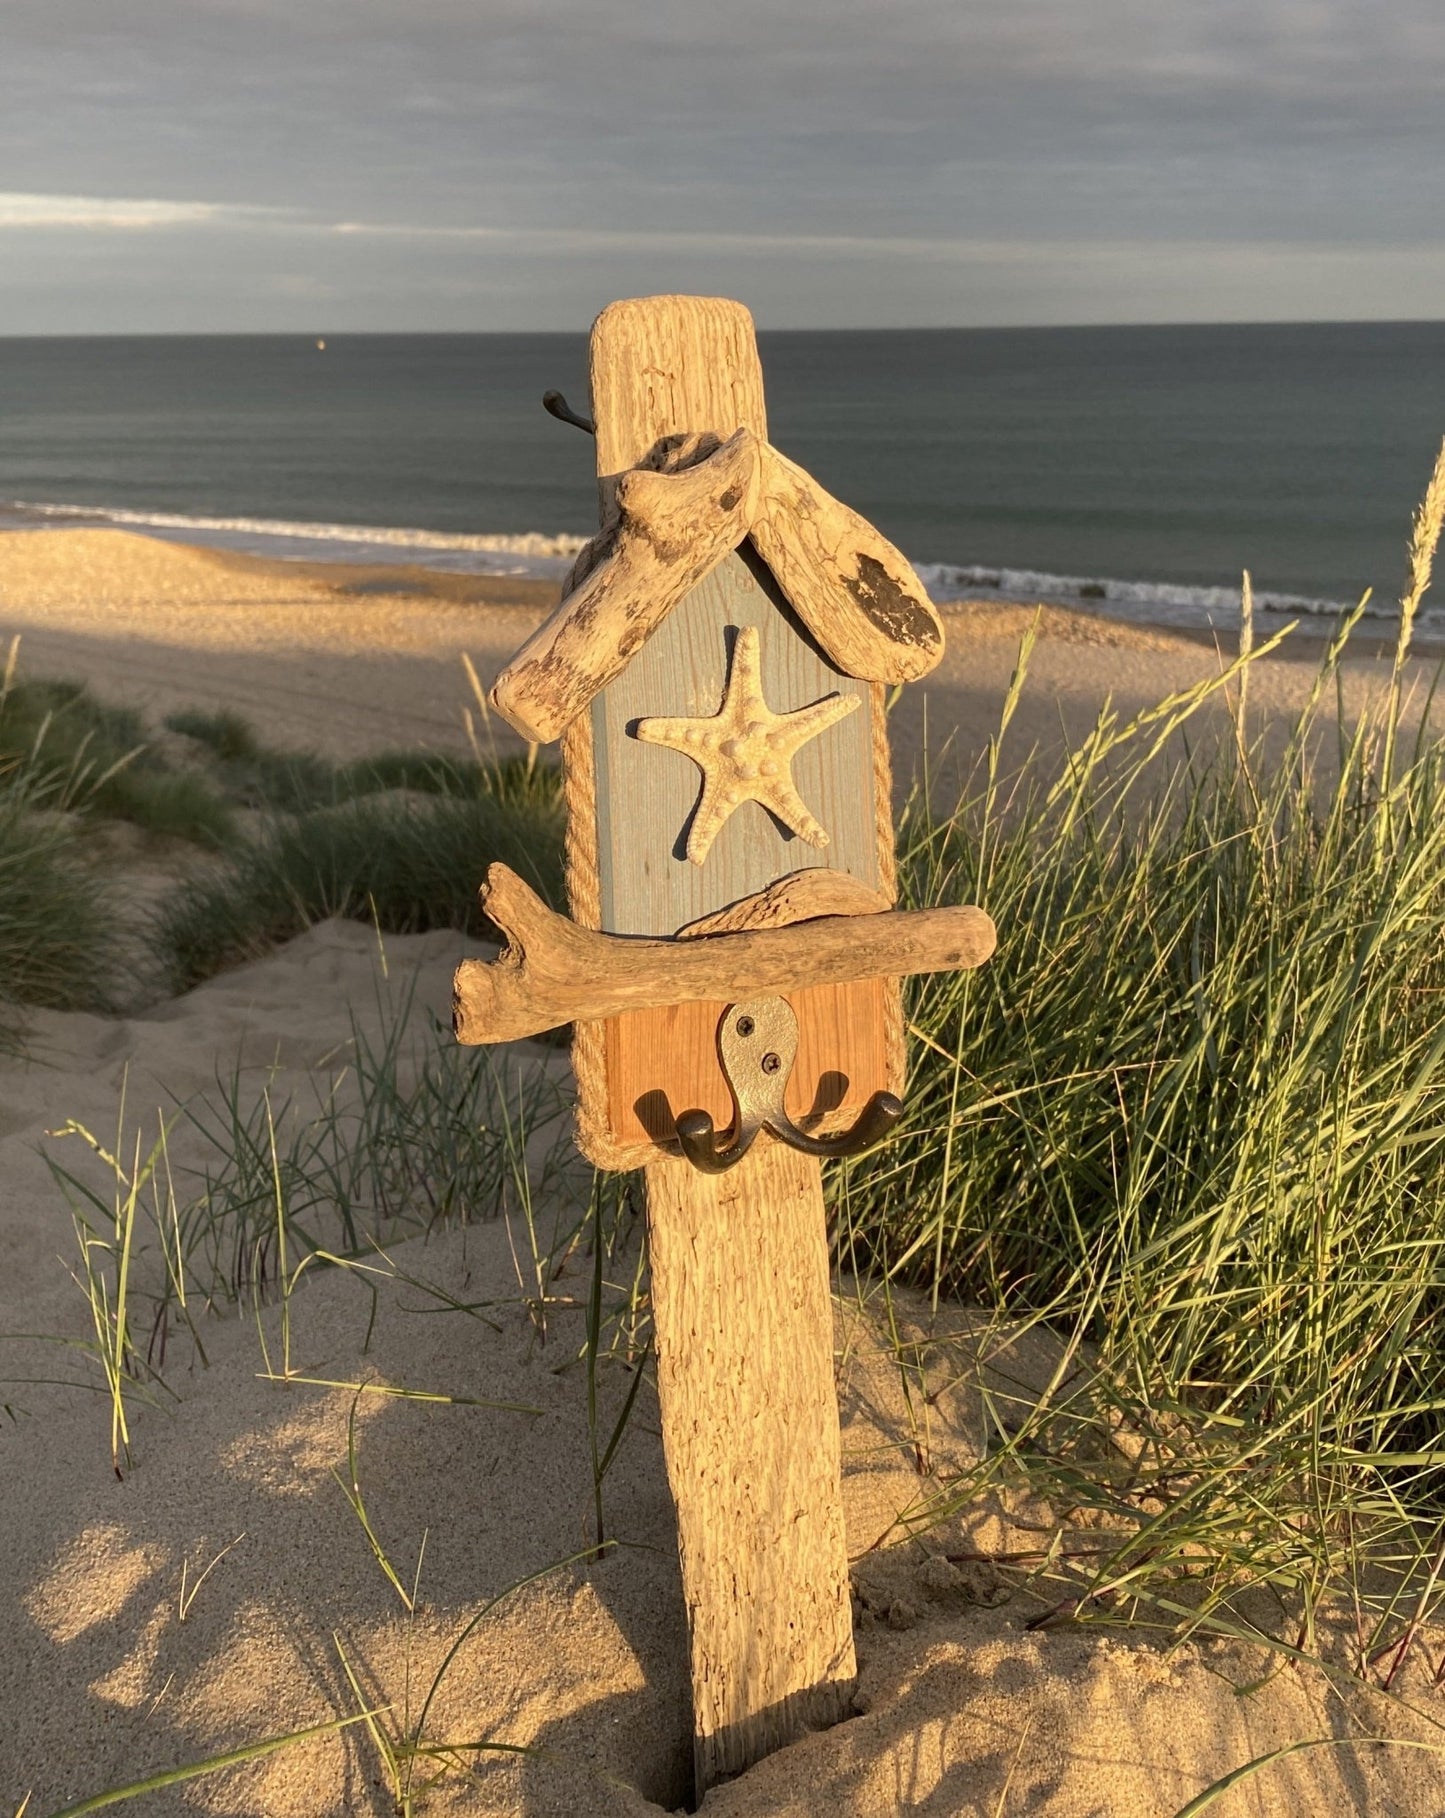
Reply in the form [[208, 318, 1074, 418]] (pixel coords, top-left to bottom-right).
[[456, 295, 995, 1794]]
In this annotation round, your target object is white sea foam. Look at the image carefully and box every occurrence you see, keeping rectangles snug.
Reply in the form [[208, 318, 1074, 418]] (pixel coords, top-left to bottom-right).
[[3, 497, 1424, 630], [2, 497, 590, 558], [912, 561, 1383, 625], [0, 498, 590, 578]]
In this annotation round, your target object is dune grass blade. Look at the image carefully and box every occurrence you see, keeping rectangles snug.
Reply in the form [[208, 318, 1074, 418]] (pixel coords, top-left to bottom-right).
[[50, 1103, 183, 1475], [1168, 1735, 1445, 1818], [407, 1546, 611, 1791], [332, 1391, 417, 1611], [43, 1710, 388, 1817]]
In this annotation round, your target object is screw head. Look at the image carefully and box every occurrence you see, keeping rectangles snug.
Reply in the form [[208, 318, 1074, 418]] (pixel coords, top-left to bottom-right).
[[735, 1015, 755, 1038], [761, 1051, 782, 1075]]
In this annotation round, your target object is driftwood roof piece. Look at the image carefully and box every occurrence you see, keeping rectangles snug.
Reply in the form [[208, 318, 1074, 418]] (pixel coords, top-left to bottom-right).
[[489, 434, 945, 745], [490, 429, 762, 745], [750, 441, 944, 685]]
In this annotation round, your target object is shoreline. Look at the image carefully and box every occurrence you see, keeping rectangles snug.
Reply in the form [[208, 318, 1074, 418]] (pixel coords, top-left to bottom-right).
[[2, 501, 1415, 647], [0, 526, 1430, 786]]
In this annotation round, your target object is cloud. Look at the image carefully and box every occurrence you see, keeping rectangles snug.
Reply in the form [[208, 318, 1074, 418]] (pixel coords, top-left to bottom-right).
[[2, 1, 1445, 325], [0, 192, 281, 230]]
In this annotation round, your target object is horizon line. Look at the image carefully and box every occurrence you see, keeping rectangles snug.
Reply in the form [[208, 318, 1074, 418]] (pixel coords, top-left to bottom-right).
[[3, 316, 1445, 339]]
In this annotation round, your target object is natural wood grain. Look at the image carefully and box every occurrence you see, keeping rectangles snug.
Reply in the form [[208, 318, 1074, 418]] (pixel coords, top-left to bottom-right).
[[592, 551, 878, 935], [606, 979, 890, 1149], [750, 440, 944, 682], [452, 863, 996, 1045], [677, 867, 891, 937], [644, 1140, 855, 1791], [490, 429, 761, 743], [590, 295, 768, 477], [609, 871, 893, 1158]]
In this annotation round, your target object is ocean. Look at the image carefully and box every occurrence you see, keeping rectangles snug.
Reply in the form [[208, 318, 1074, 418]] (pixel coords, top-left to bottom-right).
[[2, 323, 1443, 633]]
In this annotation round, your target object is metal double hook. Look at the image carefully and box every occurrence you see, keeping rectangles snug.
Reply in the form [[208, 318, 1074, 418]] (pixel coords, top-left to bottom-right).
[[675, 995, 903, 1175]]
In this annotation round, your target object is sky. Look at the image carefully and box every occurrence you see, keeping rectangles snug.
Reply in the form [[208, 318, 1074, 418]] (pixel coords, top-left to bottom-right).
[[4, 0, 1445, 333]]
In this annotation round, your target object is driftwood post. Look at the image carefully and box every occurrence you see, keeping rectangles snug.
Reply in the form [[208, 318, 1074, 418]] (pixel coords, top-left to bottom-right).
[[456, 295, 995, 1794]]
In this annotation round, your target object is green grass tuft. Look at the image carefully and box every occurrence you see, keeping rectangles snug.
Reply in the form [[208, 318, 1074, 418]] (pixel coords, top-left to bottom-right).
[[0, 773, 116, 1042], [834, 523, 1445, 1639], [164, 708, 506, 812], [155, 766, 564, 992], [0, 676, 235, 847]]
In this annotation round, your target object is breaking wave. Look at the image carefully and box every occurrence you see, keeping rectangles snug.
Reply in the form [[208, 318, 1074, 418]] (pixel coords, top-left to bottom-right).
[[0, 499, 590, 578], [912, 561, 1386, 627], [3, 498, 1415, 629]]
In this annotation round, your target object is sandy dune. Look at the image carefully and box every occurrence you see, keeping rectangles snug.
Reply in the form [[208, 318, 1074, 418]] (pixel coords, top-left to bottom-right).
[[2, 925, 1440, 1817], [4, 528, 1445, 1816]]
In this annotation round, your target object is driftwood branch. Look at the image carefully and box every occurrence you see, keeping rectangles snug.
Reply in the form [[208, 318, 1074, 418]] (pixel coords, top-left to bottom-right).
[[453, 863, 996, 1044]]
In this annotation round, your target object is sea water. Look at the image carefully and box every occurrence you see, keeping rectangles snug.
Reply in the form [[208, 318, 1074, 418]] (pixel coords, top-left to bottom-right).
[[1, 323, 1443, 633]]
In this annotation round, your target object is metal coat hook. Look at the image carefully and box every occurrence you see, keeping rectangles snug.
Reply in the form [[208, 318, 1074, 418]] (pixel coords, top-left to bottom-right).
[[675, 995, 903, 1174], [542, 389, 596, 435]]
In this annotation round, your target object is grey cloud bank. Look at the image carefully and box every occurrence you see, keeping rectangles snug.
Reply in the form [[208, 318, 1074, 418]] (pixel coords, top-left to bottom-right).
[[2, 0, 1443, 331]]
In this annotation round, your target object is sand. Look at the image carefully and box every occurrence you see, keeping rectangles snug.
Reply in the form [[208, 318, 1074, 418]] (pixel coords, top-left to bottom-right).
[[4, 527, 1445, 1817], [0, 526, 1431, 788]]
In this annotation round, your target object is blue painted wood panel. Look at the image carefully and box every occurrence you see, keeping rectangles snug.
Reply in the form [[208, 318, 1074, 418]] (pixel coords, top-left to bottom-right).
[[591, 548, 877, 936]]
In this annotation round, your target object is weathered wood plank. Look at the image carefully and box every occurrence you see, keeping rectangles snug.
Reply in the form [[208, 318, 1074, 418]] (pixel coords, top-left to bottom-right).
[[645, 1140, 856, 1792], [590, 295, 768, 477], [577, 294, 854, 1796]]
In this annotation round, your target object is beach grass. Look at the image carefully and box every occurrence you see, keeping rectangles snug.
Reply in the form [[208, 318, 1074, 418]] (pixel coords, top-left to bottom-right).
[[153, 754, 564, 992], [0, 644, 568, 1032], [44, 966, 581, 1474], [831, 442, 1445, 1655], [164, 705, 508, 813], [19, 455, 1445, 1815], [0, 656, 235, 849], [0, 753, 120, 1044], [0, 786, 113, 1029]]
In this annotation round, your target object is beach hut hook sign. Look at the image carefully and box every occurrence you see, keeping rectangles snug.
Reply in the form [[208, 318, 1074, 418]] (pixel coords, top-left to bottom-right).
[[454, 296, 995, 1794]]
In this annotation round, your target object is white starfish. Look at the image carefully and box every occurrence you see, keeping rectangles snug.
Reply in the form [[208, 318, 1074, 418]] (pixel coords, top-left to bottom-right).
[[635, 625, 859, 865]]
